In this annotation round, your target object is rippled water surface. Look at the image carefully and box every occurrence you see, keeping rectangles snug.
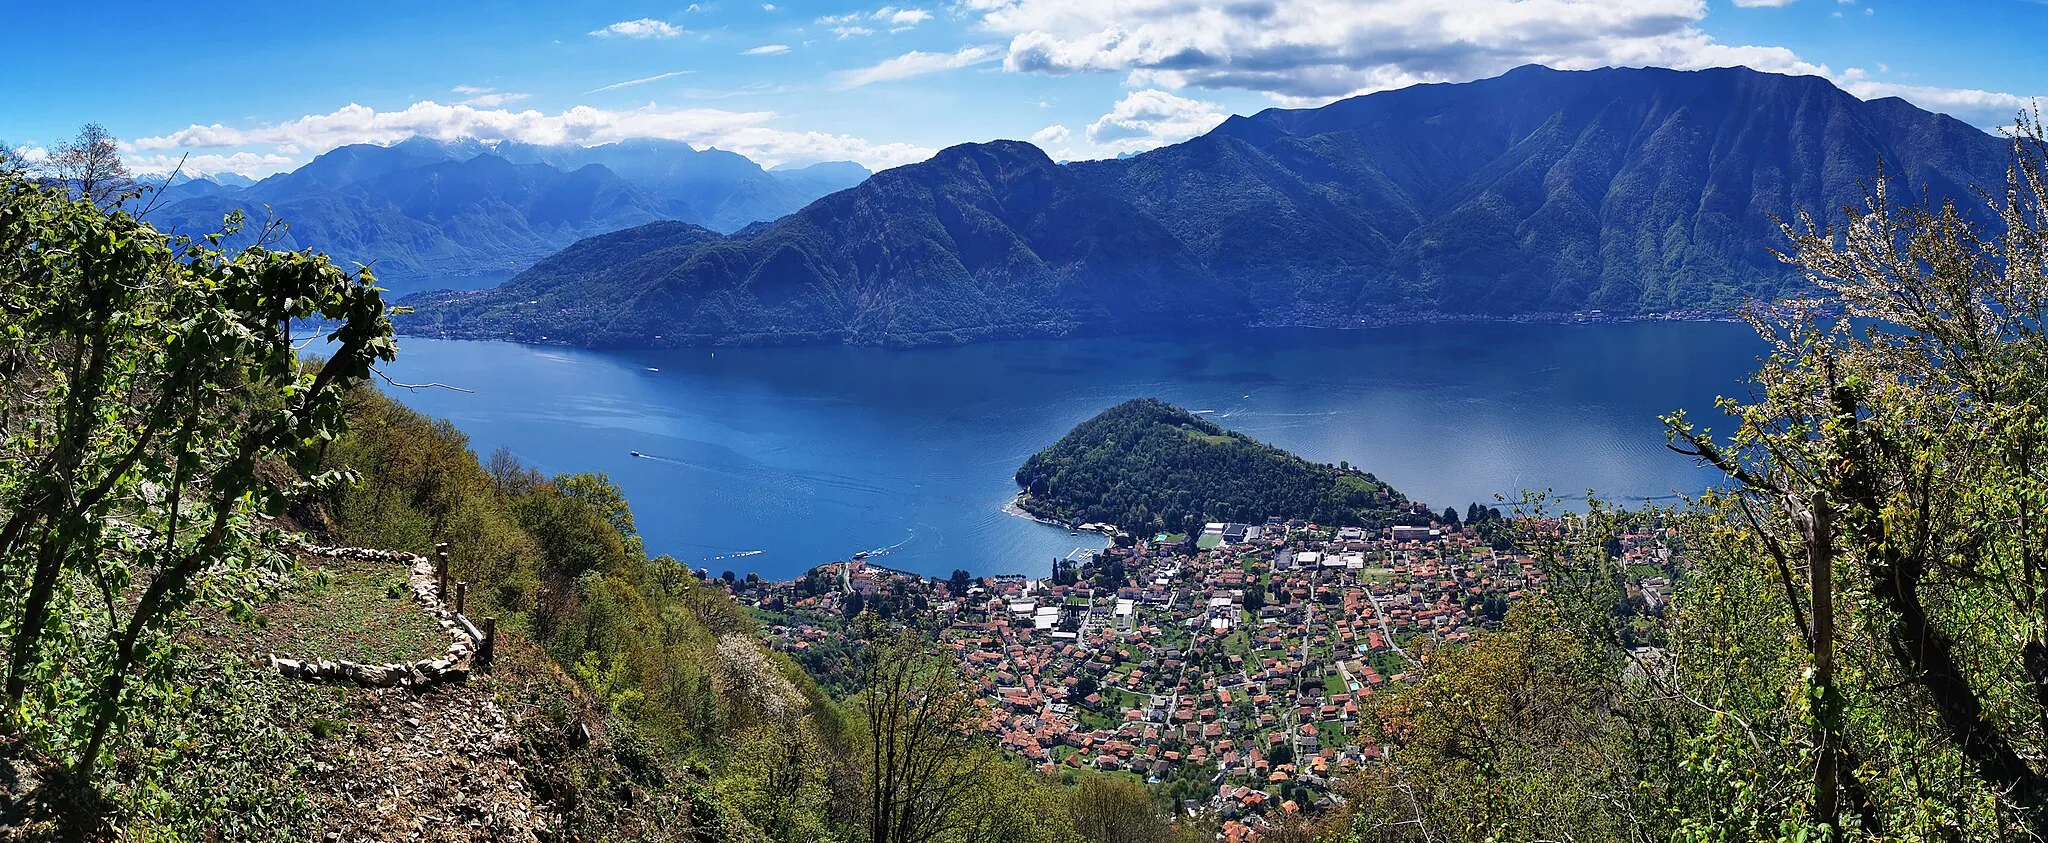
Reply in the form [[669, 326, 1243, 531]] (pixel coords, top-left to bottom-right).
[[378, 322, 1764, 580]]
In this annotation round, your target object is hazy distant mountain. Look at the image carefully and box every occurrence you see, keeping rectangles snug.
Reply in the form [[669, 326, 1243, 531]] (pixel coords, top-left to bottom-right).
[[404, 141, 1245, 346], [495, 139, 869, 231], [144, 138, 866, 291], [767, 160, 872, 197], [400, 65, 2015, 346]]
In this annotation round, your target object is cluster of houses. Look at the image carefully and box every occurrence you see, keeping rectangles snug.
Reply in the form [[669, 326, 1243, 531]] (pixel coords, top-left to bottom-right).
[[734, 516, 1677, 838]]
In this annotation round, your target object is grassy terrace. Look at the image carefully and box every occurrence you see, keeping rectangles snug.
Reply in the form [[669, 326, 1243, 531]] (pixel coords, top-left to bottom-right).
[[194, 556, 448, 665]]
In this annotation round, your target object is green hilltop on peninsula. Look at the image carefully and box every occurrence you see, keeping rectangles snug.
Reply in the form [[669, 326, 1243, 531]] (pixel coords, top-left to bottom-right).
[[1015, 398, 1415, 536]]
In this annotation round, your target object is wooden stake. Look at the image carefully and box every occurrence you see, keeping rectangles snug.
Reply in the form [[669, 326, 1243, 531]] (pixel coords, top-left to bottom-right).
[[480, 617, 496, 670]]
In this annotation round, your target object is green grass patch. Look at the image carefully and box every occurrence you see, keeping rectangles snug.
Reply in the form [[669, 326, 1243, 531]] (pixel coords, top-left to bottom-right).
[[201, 556, 447, 665], [1196, 534, 1224, 551]]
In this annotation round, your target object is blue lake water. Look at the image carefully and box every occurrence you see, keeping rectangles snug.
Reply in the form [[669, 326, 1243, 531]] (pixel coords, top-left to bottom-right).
[[377, 321, 1765, 581]]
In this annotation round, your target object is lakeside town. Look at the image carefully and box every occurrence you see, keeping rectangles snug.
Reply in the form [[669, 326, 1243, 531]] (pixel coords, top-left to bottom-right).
[[719, 509, 1678, 839]]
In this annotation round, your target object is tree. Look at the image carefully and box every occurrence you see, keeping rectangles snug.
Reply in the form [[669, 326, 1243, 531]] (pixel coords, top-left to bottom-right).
[[48, 123, 133, 205], [1244, 582, 1266, 614], [1348, 600, 1640, 842], [1440, 506, 1460, 528], [0, 170, 394, 784], [1663, 117, 2048, 836], [855, 627, 991, 843], [953, 758, 1075, 843], [1067, 774, 1169, 843], [949, 568, 973, 597]]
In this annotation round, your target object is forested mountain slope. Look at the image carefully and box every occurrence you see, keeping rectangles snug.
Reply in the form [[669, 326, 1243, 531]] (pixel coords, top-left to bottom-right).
[[399, 64, 2013, 346], [404, 141, 1249, 347]]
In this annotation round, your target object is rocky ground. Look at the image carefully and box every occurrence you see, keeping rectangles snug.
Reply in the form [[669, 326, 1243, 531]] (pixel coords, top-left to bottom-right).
[[301, 677, 547, 843]]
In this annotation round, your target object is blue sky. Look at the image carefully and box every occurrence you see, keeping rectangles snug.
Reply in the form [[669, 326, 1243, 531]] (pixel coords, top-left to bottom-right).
[[3, 0, 2042, 177]]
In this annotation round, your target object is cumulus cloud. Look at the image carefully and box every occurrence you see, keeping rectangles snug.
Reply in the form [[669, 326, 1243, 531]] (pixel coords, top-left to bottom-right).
[[881, 6, 933, 28], [1838, 78, 2040, 126], [836, 45, 1001, 88], [590, 18, 684, 38], [965, 0, 2035, 126], [742, 44, 791, 55], [834, 26, 876, 38], [1030, 124, 1071, 145], [9, 145, 50, 167], [128, 101, 936, 171], [971, 0, 1823, 102], [1085, 89, 1229, 152]]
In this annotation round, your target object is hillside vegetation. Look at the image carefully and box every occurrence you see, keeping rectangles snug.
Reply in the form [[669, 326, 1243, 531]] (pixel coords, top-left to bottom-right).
[[406, 140, 1248, 347], [402, 65, 2012, 347], [0, 150, 1195, 841], [1015, 398, 1412, 535]]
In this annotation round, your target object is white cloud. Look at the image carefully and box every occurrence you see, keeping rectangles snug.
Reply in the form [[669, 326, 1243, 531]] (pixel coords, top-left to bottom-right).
[[9, 145, 50, 167], [880, 6, 933, 28], [586, 70, 696, 95], [126, 151, 298, 178], [451, 86, 530, 107], [465, 93, 530, 107], [972, 0, 1826, 103], [129, 101, 937, 171], [821, 6, 931, 34], [1085, 89, 1228, 152], [1030, 124, 1070, 145], [743, 44, 791, 55], [965, 0, 2035, 127], [763, 2, 777, 9], [590, 18, 684, 39], [836, 45, 1001, 88], [1839, 78, 2038, 126]]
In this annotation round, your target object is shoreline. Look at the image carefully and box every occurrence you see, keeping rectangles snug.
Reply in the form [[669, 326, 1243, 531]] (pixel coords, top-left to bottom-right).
[[1001, 492, 1123, 540], [382, 311, 1752, 349]]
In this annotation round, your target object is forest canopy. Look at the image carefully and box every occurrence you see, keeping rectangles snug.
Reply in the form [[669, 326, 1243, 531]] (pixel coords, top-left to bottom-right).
[[1014, 398, 1413, 535]]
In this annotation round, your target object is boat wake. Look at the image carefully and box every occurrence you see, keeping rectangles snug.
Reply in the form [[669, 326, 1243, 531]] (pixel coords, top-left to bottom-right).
[[851, 533, 916, 561]]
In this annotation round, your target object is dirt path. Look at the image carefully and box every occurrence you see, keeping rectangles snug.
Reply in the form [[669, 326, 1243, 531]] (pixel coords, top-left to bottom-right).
[[303, 674, 547, 843]]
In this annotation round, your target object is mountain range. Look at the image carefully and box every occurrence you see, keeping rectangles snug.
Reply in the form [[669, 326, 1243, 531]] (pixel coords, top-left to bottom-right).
[[393, 64, 2012, 346], [142, 138, 868, 294]]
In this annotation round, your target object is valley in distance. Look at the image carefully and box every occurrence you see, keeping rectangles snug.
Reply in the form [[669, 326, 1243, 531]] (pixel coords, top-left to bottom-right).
[[13, 36, 2048, 843]]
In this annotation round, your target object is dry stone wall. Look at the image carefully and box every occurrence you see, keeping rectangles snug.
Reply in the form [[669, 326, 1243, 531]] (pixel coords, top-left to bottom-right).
[[266, 543, 482, 688]]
